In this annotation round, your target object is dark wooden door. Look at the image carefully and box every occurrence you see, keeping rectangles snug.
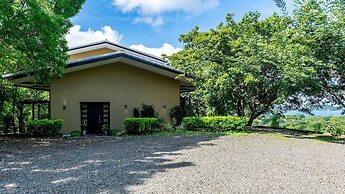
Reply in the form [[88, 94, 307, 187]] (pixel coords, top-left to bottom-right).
[[80, 102, 110, 135], [87, 103, 103, 134]]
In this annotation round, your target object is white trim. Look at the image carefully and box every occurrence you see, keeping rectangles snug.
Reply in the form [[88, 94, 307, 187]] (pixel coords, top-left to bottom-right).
[[67, 43, 120, 55]]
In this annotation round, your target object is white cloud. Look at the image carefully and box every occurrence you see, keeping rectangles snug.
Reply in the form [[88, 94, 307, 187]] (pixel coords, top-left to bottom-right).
[[130, 43, 182, 57], [66, 25, 123, 48], [133, 16, 164, 29], [66, 25, 181, 57], [112, 0, 219, 27]]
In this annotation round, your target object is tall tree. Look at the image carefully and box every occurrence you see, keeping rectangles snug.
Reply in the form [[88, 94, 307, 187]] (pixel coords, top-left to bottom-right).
[[275, 0, 345, 113], [170, 0, 345, 125], [169, 12, 319, 125], [0, 0, 85, 131], [0, 0, 85, 80]]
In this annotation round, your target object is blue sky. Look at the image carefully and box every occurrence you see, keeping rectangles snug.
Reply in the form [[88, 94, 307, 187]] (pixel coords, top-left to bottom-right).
[[68, 0, 292, 56]]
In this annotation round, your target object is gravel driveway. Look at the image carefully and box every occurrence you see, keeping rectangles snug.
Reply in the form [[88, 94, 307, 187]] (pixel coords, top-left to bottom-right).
[[1, 134, 345, 194]]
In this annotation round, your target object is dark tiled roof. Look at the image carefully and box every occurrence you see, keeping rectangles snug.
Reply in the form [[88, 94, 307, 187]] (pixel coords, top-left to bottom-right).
[[2, 41, 184, 80]]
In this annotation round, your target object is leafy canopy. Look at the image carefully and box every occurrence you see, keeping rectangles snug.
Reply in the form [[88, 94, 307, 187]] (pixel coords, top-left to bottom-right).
[[169, 0, 345, 125], [0, 0, 85, 131], [0, 0, 85, 81]]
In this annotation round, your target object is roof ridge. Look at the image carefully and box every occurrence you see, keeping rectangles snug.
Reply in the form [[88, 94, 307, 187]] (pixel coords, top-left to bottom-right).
[[68, 40, 169, 64]]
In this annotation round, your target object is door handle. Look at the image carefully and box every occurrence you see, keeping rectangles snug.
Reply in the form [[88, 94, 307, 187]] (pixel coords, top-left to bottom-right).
[[99, 115, 101, 124]]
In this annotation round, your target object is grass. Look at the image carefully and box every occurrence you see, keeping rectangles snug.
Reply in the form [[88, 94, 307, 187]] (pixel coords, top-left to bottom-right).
[[149, 130, 255, 137], [74, 126, 345, 145]]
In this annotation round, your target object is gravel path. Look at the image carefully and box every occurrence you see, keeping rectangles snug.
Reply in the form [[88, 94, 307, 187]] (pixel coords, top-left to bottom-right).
[[1, 134, 345, 194]]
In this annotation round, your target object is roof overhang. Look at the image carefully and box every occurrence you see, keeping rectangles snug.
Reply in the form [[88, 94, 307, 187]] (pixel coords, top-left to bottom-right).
[[2, 51, 195, 92]]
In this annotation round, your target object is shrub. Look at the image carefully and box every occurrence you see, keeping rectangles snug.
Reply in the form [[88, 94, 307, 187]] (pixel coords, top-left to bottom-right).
[[140, 104, 156, 118], [26, 119, 63, 137], [111, 128, 123, 136], [124, 118, 160, 135], [70, 130, 81, 137], [102, 124, 110, 134], [326, 117, 345, 136], [255, 115, 344, 133], [160, 122, 175, 132], [170, 105, 187, 125], [326, 124, 344, 137], [270, 115, 281, 128], [182, 116, 247, 132], [133, 108, 140, 118]]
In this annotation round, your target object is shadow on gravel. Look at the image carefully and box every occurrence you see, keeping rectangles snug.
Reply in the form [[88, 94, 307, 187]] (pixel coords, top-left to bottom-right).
[[0, 135, 220, 193]]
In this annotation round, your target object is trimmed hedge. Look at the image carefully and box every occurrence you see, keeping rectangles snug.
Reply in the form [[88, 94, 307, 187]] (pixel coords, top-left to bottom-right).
[[124, 118, 160, 135], [182, 116, 247, 132], [26, 119, 63, 137]]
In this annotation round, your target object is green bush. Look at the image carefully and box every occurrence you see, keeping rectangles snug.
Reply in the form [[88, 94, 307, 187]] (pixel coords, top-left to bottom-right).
[[270, 115, 281, 128], [170, 105, 187, 125], [182, 116, 247, 132], [111, 128, 123, 136], [326, 117, 345, 136], [160, 122, 175, 132], [255, 115, 344, 133], [70, 130, 81, 137], [140, 104, 156, 117], [133, 108, 140, 118], [124, 118, 160, 135], [26, 119, 63, 137], [133, 104, 157, 118]]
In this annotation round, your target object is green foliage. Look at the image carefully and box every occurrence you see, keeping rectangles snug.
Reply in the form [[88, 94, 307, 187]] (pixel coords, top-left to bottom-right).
[[160, 122, 176, 132], [133, 104, 157, 118], [169, 0, 345, 125], [281, 0, 345, 112], [326, 124, 344, 137], [326, 117, 345, 136], [124, 118, 160, 135], [133, 108, 140, 118], [273, 0, 287, 14], [26, 119, 63, 137], [70, 130, 81, 137], [111, 129, 123, 136], [182, 116, 248, 132], [0, 0, 84, 133], [255, 115, 345, 133], [0, 0, 85, 81], [270, 115, 281, 128], [140, 104, 156, 118], [101, 124, 110, 134], [170, 105, 188, 125]]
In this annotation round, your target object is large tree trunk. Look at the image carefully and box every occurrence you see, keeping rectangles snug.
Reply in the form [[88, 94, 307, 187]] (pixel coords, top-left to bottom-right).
[[247, 113, 257, 126]]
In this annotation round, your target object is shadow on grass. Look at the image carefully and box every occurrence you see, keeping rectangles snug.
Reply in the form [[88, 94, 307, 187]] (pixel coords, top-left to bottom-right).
[[250, 126, 345, 144], [0, 134, 221, 193], [284, 135, 345, 144]]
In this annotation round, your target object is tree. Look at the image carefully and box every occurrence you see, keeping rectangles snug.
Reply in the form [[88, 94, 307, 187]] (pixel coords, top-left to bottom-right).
[[169, 0, 345, 125], [291, 0, 345, 112], [0, 0, 85, 132], [0, 0, 85, 80], [169, 12, 321, 126]]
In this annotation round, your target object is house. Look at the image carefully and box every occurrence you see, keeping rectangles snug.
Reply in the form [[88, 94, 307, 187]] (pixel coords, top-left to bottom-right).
[[2, 41, 193, 134]]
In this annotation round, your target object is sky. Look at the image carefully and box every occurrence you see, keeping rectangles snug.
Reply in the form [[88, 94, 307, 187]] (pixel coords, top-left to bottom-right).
[[68, 0, 293, 57]]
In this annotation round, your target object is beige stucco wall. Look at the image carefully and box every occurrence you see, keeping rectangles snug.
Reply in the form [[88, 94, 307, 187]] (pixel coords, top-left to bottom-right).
[[69, 48, 115, 61], [50, 62, 180, 134]]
